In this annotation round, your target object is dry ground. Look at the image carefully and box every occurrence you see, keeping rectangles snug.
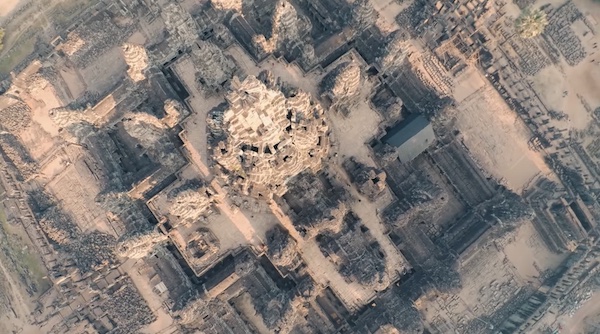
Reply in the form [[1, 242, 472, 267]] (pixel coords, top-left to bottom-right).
[[453, 81, 555, 193], [419, 220, 565, 329], [0, 0, 25, 17], [525, 0, 600, 131], [503, 222, 566, 282]]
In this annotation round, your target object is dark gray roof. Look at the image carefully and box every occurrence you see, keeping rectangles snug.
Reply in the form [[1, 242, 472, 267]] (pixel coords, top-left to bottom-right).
[[382, 114, 435, 162]]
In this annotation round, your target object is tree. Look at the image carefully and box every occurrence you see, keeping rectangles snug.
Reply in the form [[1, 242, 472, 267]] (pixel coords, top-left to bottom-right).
[[0, 29, 4, 51], [515, 8, 548, 38]]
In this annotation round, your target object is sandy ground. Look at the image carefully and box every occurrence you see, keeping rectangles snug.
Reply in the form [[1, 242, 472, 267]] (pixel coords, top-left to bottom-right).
[[232, 293, 271, 334], [557, 292, 600, 334], [524, 0, 600, 131], [529, 65, 595, 131], [503, 221, 567, 283], [369, 0, 411, 33], [122, 259, 176, 334], [0, 0, 25, 17], [454, 82, 554, 193]]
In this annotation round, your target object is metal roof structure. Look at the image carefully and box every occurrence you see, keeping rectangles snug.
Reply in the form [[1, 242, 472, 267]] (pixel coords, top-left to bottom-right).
[[381, 113, 435, 163]]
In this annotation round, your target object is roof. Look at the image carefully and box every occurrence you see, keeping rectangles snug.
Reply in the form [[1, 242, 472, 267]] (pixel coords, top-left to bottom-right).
[[381, 114, 435, 162]]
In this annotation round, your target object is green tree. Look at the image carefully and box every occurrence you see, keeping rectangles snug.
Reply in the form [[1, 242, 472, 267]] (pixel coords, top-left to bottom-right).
[[0, 29, 4, 51], [515, 8, 548, 38]]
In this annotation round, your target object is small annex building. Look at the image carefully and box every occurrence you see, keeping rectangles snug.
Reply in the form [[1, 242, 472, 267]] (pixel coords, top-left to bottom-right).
[[381, 113, 435, 163]]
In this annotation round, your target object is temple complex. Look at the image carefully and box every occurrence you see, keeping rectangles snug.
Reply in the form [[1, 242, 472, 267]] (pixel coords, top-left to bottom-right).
[[2, 0, 600, 333], [212, 75, 330, 197]]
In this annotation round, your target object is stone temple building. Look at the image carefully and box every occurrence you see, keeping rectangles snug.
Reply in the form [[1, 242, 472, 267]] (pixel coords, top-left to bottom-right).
[[212, 76, 330, 197], [381, 114, 435, 163]]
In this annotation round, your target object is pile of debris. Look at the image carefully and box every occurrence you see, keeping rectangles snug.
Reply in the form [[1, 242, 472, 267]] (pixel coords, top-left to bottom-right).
[[191, 40, 236, 92], [265, 225, 301, 270], [316, 212, 388, 287], [210, 0, 242, 12], [168, 180, 217, 224], [253, 0, 311, 53], [122, 43, 150, 82], [116, 229, 168, 259], [320, 61, 363, 114], [49, 107, 92, 128], [68, 231, 117, 272], [39, 206, 79, 246], [350, 0, 377, 32], [63, 13, 135, 67], [343, 157, 387, 201], [162, 99, 188, 127], [282, 171, 349, 235], [0, 133, 38, 179], [162, 3, 199, 50], [0, 101, 32, 132], [103, 277, 157, 332], [377, 31, 411, 73]]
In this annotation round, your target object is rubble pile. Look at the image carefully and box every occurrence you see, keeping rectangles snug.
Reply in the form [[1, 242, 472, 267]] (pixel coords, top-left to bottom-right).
[[0, 133, 38, 178], [122, 43, 149, 82], [478, 188, 534, 225], [544, 3, 586, 66], [162, 3, 198, 49], [39, 207, 79, 246], [254, 0, 311, 53], [61, 33, 86, 56], [191, 40, 236, 92], [382, 171, 447, 225], [168, 180, 216, 223], [103, 278, 157, 332], [320, 61, 363, 113], [24, 73, 51, 93], [243, 266, 297, 331], [170, 190, 213, 222], [367, 292, 423, 334], [343, 158, 387, 201], [64, 14, 135, 67], [378, 31, 411, 73], [282, 171, 348, 234], [48, 107, 91, 128], [162, 99, 188, 127], [350, 0, 377, 32], [178, 297, 208, 326], [210, 0, 243, 13], [180, 299, 253, 332], [122, 113, 166, 147], [213, 76, 330, 197], [0, 101, 32, 132], [265, 225, 301, 270], [117, 229, 168, 259], [423, 259, 462, 294], [316, 212, 388, 287], [68, 231, 117, 272], [99, 192, 151, 232]]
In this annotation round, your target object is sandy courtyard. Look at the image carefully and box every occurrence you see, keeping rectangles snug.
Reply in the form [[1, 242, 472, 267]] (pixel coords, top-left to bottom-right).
[[454, 84, 553, 193]]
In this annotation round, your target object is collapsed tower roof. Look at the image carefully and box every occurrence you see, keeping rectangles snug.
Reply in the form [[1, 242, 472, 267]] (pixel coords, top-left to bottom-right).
[[212, 76, 330, 197]]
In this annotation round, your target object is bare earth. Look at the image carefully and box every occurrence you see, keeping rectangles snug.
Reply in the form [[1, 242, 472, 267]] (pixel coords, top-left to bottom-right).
[[0, 0, 24, 17]]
